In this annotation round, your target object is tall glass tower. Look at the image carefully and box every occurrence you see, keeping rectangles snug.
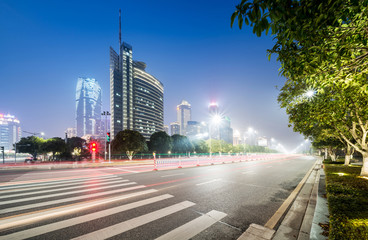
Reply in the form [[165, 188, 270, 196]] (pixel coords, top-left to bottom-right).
[[75, 77, 102, 137], [110, 10, 134, 138], [177, 100, 191, 135]]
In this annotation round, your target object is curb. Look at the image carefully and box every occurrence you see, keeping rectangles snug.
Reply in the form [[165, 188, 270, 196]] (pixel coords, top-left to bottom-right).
[[238, 157, 322, 240]]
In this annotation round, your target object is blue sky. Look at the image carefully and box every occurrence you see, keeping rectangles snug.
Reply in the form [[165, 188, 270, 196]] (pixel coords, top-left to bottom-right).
[[0, 0, 305, 150]]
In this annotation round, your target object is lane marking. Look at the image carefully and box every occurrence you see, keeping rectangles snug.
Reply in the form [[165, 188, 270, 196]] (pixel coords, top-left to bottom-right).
[[161, 173, 184, 178], [196, 179, 221, 186], [71, 201, 196, 240], [264, 159, 318, 229], [242, 171, 255, 174], [0, 179, 128, 200], [0, 185, 146, 215], [106, 167, 139, 173], [0, 176, 122, 193], [155, 210, 227, 240], [0, 175, 119, 189], [0, 189, 157, 232], [266, 166, 273, 168]]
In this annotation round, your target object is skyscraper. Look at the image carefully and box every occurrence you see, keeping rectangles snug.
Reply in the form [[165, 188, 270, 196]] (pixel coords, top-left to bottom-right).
[[133, 61, 164, 139], [177, 100, 191, 135], [76, 77, 102, 137], [110, 10, 163, 140], [0, 113, 21, 151], [110, 10, 134, 138]]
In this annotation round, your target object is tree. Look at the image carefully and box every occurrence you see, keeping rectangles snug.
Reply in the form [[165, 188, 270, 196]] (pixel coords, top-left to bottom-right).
[[66, 137, 89, 160], [41, 137, 66, 161], [232, 0, 368, 176], [149, 131, 172, 154], [16, 136, 45, 160], [111, 130, 148, 160], [171, 134, 193, 154], [191, 139, 209, 153]]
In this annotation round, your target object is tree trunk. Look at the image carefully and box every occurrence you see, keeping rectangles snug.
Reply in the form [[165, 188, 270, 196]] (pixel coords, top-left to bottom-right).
[[344, 155, 351, 166], [331, 153, 336, 162], [361, 153, 368, 176], [324, 148, 328, 160], [126, 151, 133, 161]]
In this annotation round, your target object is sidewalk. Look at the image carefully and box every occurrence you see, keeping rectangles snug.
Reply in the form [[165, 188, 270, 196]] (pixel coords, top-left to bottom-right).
[[238, 157, 328, 240]]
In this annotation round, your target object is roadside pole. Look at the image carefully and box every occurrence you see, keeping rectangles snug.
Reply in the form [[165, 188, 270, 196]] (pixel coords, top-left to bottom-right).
[[108, 143, 111, 163]]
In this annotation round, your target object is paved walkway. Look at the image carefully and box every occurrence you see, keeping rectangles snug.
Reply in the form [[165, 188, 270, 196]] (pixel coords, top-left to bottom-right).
[[238, 157, 329, 240]]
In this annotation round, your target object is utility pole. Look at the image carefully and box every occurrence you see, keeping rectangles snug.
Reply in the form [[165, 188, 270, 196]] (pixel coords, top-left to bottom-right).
[[1, 146, 4, 164], [101, 111, 110, 161]]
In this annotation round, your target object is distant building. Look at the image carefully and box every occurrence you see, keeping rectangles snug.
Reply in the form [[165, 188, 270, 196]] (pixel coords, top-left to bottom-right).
[[133, 61, 164, 140], [219, 116, 233, 144], [75, 77, 102, 137], [66, 128, 77, 138], [258, 137, 268, 147], [233, 130, 240, 145], [164, 125, 169, 134], [170, 122, 180, 135], [177, 100, 191, 135], [0, 113, 21, 151], [209, 102, 219, 116], [186, 121, 201, 138]]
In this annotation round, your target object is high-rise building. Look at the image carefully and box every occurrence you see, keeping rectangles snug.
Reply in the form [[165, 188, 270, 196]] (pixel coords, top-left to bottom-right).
[[110, 10, 163, 140], [0, 113, 21, 151], [170, 122, 180, 135], [177, 100, 191, 135], [133, 61, 164, 139], [219, 116, 234, 144], [76, 77, 102, 137], [164, 125, 169, 134], [66, 127, 77, 138]]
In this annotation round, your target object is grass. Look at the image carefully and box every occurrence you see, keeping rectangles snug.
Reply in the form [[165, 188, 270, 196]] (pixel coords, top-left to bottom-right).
[[324, 160, 368, 239]]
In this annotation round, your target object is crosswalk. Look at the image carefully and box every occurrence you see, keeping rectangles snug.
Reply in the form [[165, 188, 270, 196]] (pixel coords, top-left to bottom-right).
[[0, 174, 227, 239]]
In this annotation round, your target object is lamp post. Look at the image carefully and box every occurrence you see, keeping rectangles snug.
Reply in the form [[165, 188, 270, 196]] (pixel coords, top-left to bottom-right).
[[101, 111, 111, 161]]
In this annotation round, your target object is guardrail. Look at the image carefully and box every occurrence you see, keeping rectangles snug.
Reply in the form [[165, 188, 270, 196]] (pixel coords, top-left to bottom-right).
[[153, 153, 289, 170]]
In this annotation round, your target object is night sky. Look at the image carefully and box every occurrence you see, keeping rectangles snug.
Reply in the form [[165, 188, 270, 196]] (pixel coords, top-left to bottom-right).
[[0, 0, 305, 151]]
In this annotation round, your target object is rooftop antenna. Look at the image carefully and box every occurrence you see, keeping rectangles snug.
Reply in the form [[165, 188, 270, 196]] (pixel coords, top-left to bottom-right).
[[119, 9, 122, 47]]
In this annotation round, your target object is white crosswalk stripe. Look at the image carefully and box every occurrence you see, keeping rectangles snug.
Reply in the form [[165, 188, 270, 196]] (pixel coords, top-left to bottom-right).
[[155, 210, 227, 240], [0, 175, 119, 191], [0, 194, 172, 239], [0, 175, 120, 193], [0, 175, 228, 240], [0, 182, 136, 205], [71, 201, 196, 240], [0, 179, 128, 199]]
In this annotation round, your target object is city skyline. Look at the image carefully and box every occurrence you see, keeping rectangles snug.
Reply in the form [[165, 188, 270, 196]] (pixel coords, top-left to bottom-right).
[[0, 0, 305, 151]]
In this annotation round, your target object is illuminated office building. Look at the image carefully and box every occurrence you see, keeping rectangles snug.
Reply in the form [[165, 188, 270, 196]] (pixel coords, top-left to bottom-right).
[[0, 113, 21, 151], [76, 77, 102, 137], [177, 100, 191, 135]]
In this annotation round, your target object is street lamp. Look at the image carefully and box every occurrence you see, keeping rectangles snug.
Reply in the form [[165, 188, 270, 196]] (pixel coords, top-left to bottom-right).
[[209, 114, 223, 159]]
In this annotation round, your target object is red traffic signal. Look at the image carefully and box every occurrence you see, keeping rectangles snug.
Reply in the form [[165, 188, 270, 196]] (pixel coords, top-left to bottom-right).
[[90, 142, 97, 152]]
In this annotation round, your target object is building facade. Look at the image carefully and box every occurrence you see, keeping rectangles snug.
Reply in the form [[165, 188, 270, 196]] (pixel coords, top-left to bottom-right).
[[66, 127, 77, 138], [177, 100, 191, 135], [76, 77, 102, 137], [170, 122, 180, 135], [133, 61, 164, 140], [0, 114, 21, 151], [110, 10, 163, 140]]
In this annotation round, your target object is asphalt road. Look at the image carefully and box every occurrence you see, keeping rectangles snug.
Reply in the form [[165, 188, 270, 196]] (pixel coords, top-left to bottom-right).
[[0, 155, 316, 240]]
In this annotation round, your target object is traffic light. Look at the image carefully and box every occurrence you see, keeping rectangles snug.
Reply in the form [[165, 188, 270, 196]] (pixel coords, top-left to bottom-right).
[[90, 142, 97, 152], [0, 146, 4, 153], [107, 132, 110, 142]]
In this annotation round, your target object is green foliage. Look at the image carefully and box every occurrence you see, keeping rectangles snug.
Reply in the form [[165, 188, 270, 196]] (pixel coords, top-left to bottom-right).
[[231, 0, 368, 175], [149, 131, 172, 154], [41, 137, 66, 160], [191, 139, 209, 153], [111, 130, 148, 160], [171, 134, 193, 153], [324, 163, 368, 239], [16, 136, 45, 159]]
